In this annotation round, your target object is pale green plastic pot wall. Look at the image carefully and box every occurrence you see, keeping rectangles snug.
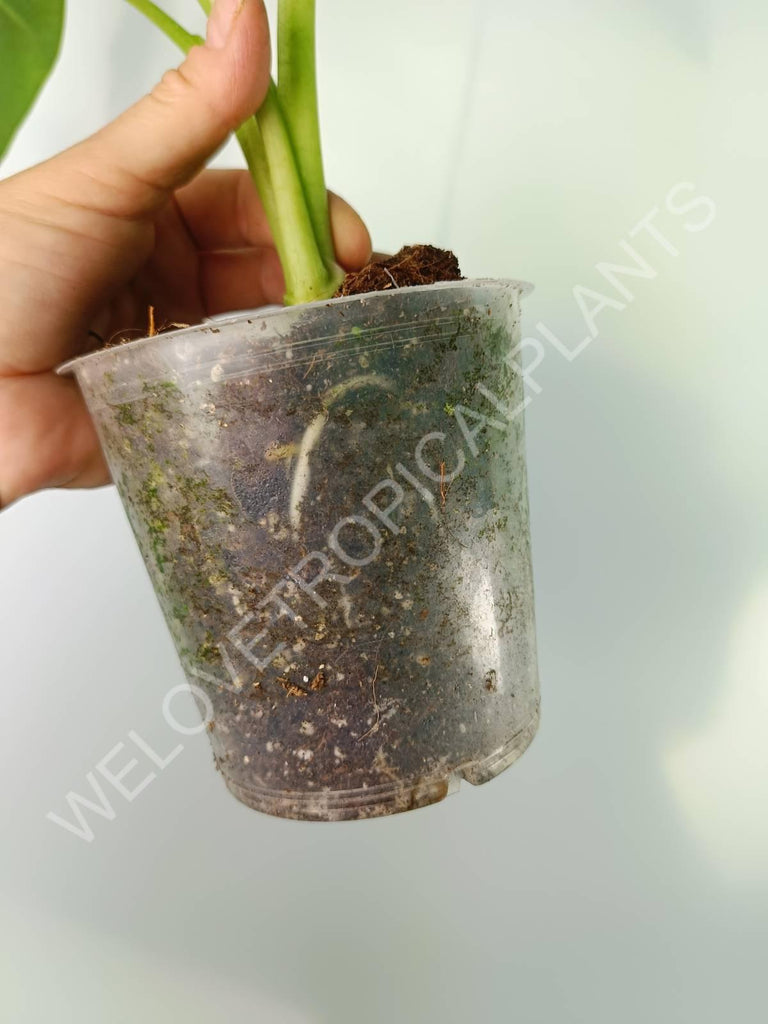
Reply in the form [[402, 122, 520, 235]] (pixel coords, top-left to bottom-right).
[[61, 280, 540, 820]]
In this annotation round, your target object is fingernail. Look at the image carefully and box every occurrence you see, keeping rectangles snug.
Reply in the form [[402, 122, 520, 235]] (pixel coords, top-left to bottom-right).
[[206, 0, 247, 49]]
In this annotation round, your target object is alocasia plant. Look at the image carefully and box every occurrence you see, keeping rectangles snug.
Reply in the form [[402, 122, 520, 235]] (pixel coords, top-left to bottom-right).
[[0, 0, 65, 159], [0, 0, 342, 304]]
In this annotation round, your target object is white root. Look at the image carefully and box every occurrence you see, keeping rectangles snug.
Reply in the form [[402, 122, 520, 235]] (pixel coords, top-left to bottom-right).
[[289, 410, 329, 532], [288, 374, 396, 534]]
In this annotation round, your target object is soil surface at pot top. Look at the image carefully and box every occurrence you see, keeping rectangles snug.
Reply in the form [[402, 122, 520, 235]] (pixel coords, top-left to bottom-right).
[[334, 244, 462, 297], [95, 245, 461, 351]]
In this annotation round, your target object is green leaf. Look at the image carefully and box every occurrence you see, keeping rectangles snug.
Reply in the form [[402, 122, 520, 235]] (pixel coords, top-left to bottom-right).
[[0, 0, 65, 161]]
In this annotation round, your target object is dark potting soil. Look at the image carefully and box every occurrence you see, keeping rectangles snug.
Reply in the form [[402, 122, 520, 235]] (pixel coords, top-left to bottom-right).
[[87, 280, 538, 820], [334, 244, 463, 298]]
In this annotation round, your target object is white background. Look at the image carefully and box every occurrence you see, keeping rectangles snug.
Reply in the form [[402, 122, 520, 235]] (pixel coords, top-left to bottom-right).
[[1, 1, 767, 1020]]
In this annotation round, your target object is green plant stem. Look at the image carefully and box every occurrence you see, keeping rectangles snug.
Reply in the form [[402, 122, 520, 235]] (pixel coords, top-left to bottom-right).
[[128, 0, 341, 304], [278, 0, 335, 270], [235, 119, 277, 232], [254, 82, 340, 303], [124, 0, 203, 51], [235, 116, 284, 273]]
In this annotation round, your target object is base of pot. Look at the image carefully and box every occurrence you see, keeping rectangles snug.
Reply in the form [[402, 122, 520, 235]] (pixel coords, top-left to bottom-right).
[[221, 707, 540, 822]]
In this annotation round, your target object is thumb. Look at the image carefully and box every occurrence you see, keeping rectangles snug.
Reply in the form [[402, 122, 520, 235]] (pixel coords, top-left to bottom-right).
[[71, 0, 271, 214]]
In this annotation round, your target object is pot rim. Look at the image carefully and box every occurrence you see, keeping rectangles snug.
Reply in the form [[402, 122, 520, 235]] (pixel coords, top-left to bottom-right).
[[57, 276, 534, 378]]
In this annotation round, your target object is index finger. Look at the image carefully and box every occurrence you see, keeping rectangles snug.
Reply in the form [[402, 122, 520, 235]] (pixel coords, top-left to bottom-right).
[[176, 169, 373, 270]]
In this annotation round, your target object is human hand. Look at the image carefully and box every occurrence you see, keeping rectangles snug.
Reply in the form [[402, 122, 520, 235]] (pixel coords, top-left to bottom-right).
[[0, 0, 371, 508]]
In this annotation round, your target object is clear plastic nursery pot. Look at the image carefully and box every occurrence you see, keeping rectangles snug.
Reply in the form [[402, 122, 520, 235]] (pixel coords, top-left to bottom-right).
[[61, 280, 540, 821]]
